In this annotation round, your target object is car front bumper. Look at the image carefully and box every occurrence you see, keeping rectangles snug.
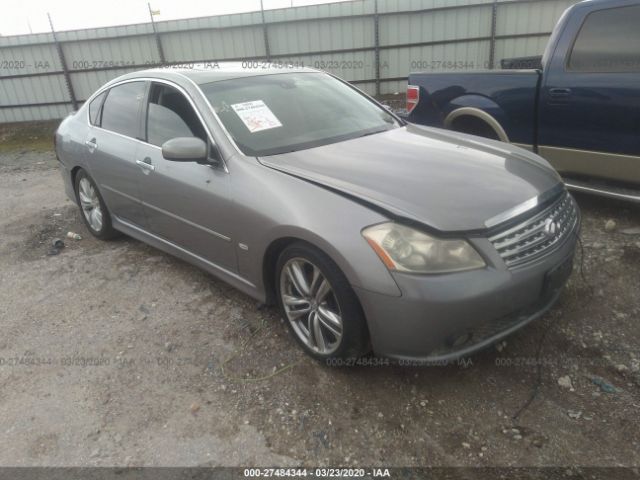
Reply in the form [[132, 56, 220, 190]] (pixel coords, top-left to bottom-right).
[[354, 225, 578, 363]]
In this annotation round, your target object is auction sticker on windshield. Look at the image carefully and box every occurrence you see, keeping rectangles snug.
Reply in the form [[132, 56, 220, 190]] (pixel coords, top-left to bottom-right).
[[231, 100, 283, 133]]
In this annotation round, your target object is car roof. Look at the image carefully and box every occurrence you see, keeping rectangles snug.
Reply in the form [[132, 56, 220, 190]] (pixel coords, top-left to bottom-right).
[[575, 0, 640, 9], [139, 62, 318, 85]]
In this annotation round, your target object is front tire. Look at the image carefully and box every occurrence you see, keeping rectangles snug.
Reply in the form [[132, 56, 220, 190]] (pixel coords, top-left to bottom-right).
[[275, 242, 369, 361], [74, 169, 119, 240]]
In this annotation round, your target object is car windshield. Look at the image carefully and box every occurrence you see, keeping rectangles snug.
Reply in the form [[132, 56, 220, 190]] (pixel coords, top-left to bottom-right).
[[200, 72, 399, 156]]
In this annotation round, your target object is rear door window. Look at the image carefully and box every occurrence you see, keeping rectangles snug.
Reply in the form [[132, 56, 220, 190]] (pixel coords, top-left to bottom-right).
[[568, 5, 640, 73], [101, 81, 146, 138]]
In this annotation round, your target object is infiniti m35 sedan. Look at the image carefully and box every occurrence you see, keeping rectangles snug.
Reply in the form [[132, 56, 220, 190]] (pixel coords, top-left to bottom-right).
[[55, 64, 580, 362]]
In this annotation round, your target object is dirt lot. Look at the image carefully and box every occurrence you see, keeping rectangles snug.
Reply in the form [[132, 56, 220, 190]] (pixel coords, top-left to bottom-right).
[[0, 128, 639, 469]]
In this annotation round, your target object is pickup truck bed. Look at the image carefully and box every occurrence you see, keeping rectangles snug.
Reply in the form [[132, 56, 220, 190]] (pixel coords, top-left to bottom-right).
[[407, 70, 541, 147], [404, 0, 640, 199]]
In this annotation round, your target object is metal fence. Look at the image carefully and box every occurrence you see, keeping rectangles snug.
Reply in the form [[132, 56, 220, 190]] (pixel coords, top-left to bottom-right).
[[0, 0, 577, 123]]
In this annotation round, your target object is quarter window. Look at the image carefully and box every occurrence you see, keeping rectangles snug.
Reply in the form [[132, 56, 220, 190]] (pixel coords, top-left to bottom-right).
[[568, 5, 640, 73], [101, 82, 145, 138], [146, 83, 207, 148], [88, 91, 106, 126]]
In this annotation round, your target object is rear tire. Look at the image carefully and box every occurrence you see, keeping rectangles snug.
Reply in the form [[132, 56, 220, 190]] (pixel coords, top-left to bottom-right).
[[74, 169, 119, 240], [275, 242, 369, 362]]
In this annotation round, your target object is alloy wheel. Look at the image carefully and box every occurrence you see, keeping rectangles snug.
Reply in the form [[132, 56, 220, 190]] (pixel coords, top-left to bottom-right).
[[78, 177, 103, 232], [280, 257, 343, 355]]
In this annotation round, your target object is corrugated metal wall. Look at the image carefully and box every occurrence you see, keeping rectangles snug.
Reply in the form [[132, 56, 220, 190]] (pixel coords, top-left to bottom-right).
[[0, 0, 578, 123]]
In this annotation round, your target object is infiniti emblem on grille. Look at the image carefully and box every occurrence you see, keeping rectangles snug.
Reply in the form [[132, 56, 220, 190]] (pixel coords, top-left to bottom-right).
[[543, 218, 560, 237]]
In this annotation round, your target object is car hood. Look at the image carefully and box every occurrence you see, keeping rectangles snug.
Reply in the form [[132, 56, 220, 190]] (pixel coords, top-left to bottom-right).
[[258, 123, 563, 232]]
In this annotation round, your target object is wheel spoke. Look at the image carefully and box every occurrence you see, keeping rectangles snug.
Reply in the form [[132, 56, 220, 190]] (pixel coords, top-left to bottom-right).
[[311, 312, 327, 352], [283, 295, 310, 307], [79, 191, 92, 207], [317, 306, 342, 337], [314, 278, 331, 303], [308, 266, 322, 297], [304, 311, 314, 342], [81, 180, 93, 199], [318, 319, 341, 338], [288, 306, 311, 320], [287, 261, 310, 296]]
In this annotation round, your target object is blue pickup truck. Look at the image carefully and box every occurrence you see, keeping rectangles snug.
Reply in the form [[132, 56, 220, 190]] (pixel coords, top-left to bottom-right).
[[406, 0, 640, 201]]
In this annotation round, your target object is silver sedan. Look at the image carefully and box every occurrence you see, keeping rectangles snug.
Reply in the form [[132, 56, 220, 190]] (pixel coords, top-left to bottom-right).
[[55, 64, 579, 363]]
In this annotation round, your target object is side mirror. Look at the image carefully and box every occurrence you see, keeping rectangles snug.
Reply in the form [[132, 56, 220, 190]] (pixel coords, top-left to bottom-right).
[[161, 137, 208, 163]]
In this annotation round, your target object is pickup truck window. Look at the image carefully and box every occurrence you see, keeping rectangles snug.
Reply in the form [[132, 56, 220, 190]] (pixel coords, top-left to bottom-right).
[[568, 5, 640, 73]]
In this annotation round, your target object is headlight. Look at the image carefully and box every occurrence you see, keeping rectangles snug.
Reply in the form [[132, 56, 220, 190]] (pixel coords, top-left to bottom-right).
[[362, 222, 485, 274]]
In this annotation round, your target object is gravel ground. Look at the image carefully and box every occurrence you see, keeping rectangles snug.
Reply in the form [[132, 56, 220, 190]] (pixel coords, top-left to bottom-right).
[[0, 145, 639, 469]]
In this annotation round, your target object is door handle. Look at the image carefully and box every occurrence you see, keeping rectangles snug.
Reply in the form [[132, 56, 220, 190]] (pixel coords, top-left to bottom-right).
[[85, 138, 97, 151], [136, 158, 155, 172], [549, 88, 572, 98]]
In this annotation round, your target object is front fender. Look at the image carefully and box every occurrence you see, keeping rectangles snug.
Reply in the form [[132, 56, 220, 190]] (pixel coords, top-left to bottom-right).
[[258, 220, 402, 300], [230, 160, 403, 299]]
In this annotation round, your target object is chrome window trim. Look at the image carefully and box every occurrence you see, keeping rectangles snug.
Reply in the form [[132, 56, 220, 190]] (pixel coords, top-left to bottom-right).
[[84, 76, 229, 173]]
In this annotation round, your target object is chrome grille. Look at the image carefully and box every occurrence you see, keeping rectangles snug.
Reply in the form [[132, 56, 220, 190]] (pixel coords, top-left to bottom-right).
[[489, 192, 578, 268]]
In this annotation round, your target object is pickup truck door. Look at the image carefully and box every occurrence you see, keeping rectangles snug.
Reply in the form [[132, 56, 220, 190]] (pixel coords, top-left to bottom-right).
[[538, 2, 640, 184]]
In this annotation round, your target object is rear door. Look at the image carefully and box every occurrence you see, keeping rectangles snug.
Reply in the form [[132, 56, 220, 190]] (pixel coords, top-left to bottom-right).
[[135, 81, 237, 272], [86, 81, 148, 227], [538, 2, 640, 184]]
